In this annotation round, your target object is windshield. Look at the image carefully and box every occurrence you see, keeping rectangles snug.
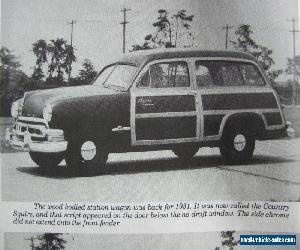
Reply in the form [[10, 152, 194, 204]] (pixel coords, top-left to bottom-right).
[[93, 64, 137, 89]]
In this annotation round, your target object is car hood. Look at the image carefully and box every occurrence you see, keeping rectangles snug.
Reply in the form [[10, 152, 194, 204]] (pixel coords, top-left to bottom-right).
[[22, 85, 121, 117]]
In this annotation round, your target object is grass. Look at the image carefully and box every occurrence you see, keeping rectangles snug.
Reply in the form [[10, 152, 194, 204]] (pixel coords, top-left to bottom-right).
[[0, 117, 15, 153]]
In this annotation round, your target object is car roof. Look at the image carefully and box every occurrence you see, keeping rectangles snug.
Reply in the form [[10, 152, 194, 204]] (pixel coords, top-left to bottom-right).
[[117, 48, 257, 67]]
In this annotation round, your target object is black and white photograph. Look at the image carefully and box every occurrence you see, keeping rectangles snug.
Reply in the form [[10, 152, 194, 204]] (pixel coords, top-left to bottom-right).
[[1, 0, 299, 204], [4, 231, 299, 250]]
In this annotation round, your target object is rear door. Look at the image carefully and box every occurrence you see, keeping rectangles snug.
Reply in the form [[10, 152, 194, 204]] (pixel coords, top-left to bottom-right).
[[194, 58, 285, 140], [130, 60, 200, 146]]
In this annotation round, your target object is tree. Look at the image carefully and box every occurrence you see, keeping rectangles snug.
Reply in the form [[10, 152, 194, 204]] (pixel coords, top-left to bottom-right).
[[79, 59, 98, 83], [69, 59, 98, 86], [1, 47, 19, 92], [35, 233, 67, 250], [285, 55, 300, 104], [0, 46, 28, 115], [214, 231, 239, 250], [31, 38, 76, 84], [231, 24, 282, 85], [173, 9, 194, 47], [266, 69, 283, 86], [131, 9, 194, 51], [64, 44, 76, 80], [286, 55, 300, 81], [48, 39, 71, 82], [0, 47, 21, 70], [32, 39, 48, 80], [231, 24, 258, 52]]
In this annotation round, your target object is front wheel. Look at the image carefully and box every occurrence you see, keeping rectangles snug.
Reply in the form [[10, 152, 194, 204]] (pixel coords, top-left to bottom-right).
[[220, 125, 255, 164], [65, 133, 108, 176], [29, 152, 64, 168]]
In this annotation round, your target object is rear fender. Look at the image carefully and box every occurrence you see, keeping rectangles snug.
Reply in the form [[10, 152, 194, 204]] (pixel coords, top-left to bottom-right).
[[219, 112, 266, 139]]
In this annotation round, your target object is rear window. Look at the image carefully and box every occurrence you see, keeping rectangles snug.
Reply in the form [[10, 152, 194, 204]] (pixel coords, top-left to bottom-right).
[[195, 61, 265, 87]]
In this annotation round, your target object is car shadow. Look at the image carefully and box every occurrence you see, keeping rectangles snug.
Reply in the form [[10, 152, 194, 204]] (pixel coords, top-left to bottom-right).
[[16, 163, 75, 179], [16, 153, 295, 181]]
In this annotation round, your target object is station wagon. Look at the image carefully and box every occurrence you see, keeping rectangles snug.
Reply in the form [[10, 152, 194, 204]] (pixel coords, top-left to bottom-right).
[[6, 49, 288, 175]]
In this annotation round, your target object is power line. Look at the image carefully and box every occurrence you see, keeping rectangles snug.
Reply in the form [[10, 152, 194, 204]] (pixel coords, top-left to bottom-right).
[[120, 8, 131, 53], [222, 24, 233, 49], [287, 17, 299, 105], [67, 20, 76, 85]]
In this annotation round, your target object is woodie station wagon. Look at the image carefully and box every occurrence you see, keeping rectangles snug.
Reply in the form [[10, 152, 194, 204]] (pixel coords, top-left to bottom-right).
[[6, 49, 288, 174]]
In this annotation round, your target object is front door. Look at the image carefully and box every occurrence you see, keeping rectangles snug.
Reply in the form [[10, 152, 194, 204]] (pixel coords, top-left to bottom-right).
[[130, 60, 200, 146]]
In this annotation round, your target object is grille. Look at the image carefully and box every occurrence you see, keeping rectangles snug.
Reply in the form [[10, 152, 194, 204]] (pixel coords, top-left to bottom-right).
[[15, 117, 48, 141]]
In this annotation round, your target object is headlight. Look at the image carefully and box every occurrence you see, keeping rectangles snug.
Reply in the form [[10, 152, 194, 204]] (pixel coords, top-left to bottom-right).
[[43, 104, 52, 122], [11, 98, 23, 118], [11, 101, 19, 118]]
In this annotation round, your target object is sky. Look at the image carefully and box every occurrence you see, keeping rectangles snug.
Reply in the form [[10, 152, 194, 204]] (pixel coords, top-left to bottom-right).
[[1, 0, 300, 81]]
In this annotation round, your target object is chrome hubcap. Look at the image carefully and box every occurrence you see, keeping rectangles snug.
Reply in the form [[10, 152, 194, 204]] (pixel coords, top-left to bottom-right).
[[233, 134, 246, 151], [81, 141, 96, 161]]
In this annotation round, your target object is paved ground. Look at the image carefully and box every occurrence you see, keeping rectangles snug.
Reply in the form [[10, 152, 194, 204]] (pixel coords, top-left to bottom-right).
[[1, 138, 300, 202], [1, 107, 300, 202]]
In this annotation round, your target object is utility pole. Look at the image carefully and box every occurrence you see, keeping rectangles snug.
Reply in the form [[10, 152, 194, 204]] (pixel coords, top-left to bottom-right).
[[120, 8, 131, 53], [30, 237, 34, 250], [25, 236, 35, 250], [287, 17, 299, 105], [67, 20, 76, 85], [222, 24, 233, 49]]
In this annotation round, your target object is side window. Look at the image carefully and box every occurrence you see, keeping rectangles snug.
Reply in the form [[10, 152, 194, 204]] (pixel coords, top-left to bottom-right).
[[137, 70, 150, 88], [149, 61, 190, 88], [195, 62, 214, 87], [219, 63, 244, 86], [195, 61, 266, 88], [239, 64, 265, 86]]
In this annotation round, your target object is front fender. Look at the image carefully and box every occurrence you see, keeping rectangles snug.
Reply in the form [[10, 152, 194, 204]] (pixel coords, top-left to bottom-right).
[[49, 96, 99, 134], [49, 92, 130, 141]]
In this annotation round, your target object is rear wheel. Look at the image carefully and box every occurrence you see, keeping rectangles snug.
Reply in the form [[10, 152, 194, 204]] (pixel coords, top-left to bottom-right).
[[220, 124, 255, 164], [173, 144, 199, 161], [29, 152, 64, 168], [65, 132, 108, 176]]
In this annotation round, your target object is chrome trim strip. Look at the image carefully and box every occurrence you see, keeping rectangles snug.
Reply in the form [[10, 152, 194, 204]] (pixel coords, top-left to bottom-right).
[[6, 127, 67, 153], [136, 111, 197, 119], [203, 108, 280, 115], [29, 141, 68, 153], [197, 87, 274, 94], [134, 137, 199, 146], [202, 135, 219, 141], [17, 116, 49, 128], [16, 122, 46, 129], [112, 126, 131, 132]]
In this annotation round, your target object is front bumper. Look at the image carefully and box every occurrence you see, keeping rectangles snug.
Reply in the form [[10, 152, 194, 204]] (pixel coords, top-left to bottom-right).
[[5, 117, 68, 153]]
